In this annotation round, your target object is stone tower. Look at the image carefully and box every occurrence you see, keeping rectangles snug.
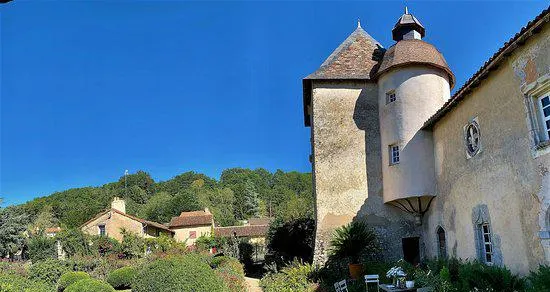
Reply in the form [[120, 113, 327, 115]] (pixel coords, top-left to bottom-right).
[[303, 10, 454, 265]]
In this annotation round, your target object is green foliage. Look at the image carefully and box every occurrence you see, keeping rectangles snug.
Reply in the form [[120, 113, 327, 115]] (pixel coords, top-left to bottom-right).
[[527, 265, 550, 291], [65, 278, 115, 292], [210, 256, 246, 292], [120, 229, 145, 259], [56, 229, 94, 257], [260, 260, 316, 292], [0, 272, 55, 292], [197, 187, 237, 226], [28, 236, 57, 261], [456, 260, 525, 291], [132, 253, 226, 292], [57, 271, 91, 292], [28, 259, 70, 285], [0, 206, 30, 258], [91, 236, 121, 257], [329, 221, 379, 264], [28, 205, 59, 236], [267, 217, 315, 265], [106, 266, 135, 290]]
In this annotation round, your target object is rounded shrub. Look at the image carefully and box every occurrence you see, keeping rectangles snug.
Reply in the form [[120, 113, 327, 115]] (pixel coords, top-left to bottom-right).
[[106, 266, 135, 290], [57, 271, 91, 291], [65, 278, 115, 292], [132, 253, 226, 292], [0, 273, 55, 292], [29, 259, 71, 285]]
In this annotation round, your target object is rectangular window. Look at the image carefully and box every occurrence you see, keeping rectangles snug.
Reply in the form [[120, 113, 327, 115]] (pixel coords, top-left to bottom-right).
[[99, 225, 106, 237], [538, 95, 550, 141], [480, 223, 493, 264], [386, 90, 397, 104], [189, 231, 197, 239], [389, 145, 400, 165]]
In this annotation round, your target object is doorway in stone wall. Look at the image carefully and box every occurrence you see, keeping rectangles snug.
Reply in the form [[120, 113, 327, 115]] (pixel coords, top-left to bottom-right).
[[402, 237, 420, 265]]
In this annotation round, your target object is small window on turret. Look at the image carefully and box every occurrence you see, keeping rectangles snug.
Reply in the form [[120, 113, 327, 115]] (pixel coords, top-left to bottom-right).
[[389, 144, 400, 165], [386, 90, 397, 104]]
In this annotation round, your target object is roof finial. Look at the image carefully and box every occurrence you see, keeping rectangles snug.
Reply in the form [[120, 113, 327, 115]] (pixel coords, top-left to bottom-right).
[[405, 6, 409, 14], [357, 18, 361, 29]]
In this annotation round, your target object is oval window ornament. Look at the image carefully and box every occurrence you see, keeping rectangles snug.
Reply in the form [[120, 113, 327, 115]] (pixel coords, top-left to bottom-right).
[[464, 118, 481, 158]]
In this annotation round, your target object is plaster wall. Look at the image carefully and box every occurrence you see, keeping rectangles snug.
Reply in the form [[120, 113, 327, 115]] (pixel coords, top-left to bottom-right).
[[82, 211, 144, 242], [310, 80, 418, 265], [426, 24, 550, 274], [378, 66, 450, 202], [172, 224, 212, 246]]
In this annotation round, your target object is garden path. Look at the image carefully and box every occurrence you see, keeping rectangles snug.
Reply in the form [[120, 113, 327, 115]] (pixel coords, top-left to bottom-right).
[[245, 276, 262, 292]]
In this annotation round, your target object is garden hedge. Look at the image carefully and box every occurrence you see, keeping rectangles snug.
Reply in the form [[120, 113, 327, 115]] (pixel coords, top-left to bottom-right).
[[65, 278, 115, 292], [106, 266, 135, 290], [57, 271, 91, 291], [29, 259, 71, 285]]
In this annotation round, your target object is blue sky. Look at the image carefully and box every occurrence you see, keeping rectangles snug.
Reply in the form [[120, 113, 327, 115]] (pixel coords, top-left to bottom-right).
[[1, 1, 548, 206]]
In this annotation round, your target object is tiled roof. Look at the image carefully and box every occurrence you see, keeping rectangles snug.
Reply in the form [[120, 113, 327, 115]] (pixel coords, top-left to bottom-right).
[[214, 225, 269, 238], [80, 209, 173, 233], [376, 39, 455, 88], [423, 6, 550, 129], [168, 210, 213, 228]]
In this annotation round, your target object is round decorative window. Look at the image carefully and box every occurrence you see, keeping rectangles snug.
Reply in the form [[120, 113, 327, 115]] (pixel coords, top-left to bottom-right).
[[465, 120, 481, 157]]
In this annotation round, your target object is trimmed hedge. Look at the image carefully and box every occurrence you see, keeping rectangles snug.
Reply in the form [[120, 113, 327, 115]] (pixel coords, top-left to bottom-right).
[[132, 253, 226, 292], [57, 271, 91, 291], [0, 272, 55, 292], [65, 278, 115, 292], [106, 266, 135, 290], [29, 259, 71, 285]]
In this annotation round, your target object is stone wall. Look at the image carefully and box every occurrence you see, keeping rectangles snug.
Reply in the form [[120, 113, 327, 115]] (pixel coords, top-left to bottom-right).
[[172, 224, 212, 246]]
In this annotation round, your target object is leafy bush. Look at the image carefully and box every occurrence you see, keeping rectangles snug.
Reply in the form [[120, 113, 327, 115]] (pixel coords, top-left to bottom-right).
[[57, 271, 91, 292], [211, 256, 245, 277], [211, 256, 246, 292], [28, 236, 57, 261], [0, 272, 55, 292], [65, 278, 115, 292], [106, 266, 135, 290], [260, 260, 316, 292], [266, 217, 315, 265], [132, 253, 226, 292], [56, 229, 93, 257], [119, 229, 146, 259], [28, 259, 70, 285], [329, 221, 379, 264], [91, 236, 121, 257], [528, 265, 550, 291], [456, 260, 525, 292]]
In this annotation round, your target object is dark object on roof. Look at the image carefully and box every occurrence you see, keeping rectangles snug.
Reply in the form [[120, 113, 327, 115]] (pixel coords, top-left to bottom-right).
[[302, 24, 384, 126], [423, 6, 550, 129], [214, 225, 269, 238], [80, 209, 174, 233], [169, 210, 213, 228], [376, 39, 455, 88], [392, 10, 426, 41]]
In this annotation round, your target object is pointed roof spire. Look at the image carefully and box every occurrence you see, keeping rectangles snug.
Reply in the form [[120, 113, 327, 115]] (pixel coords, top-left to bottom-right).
[[405, 6, 408, 14]]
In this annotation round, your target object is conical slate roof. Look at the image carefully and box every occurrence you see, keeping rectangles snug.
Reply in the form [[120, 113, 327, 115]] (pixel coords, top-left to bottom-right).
[[305, 24, 384, 80], [392, 11, 425, 41]]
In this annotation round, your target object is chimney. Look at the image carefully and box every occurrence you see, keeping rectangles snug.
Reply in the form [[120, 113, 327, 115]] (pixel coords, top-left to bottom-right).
[[204, 207, 210, 214], [111, 197, 126, 213]]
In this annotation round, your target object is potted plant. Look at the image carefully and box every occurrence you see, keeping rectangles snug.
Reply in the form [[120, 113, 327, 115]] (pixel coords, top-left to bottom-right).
[[329, 221, 378, 279]]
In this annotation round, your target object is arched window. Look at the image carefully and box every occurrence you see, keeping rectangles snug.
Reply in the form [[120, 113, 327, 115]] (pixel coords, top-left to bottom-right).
[[436, 226, 447, 258]]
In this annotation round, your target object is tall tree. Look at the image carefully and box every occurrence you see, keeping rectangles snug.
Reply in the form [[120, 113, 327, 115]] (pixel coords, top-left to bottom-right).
[[0, 206, 30, 258]]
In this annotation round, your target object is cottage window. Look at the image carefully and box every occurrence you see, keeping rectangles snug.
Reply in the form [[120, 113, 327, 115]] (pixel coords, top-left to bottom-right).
[[386, 90, 397, 104], [389, 144, 400, 165], [189, 231, 196, 239], [523, 74, 550, 154], [99, 225, 106, 237], [537, 94, 550, 141], [436, 226, 447, 259], [479, 223, 493, 264]]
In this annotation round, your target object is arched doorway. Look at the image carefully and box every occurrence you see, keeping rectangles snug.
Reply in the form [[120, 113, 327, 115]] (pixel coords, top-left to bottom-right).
[[436, 226, 447, 259]]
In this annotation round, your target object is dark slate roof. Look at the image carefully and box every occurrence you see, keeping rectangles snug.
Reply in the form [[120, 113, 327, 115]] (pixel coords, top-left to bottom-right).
[[392, 12, 425, 40], [423, 6, 550, 129], [302, 24, 384, 126], [214, 225, 269, 238], [376, 39, 455, 88], [168, 210, 213, 228]]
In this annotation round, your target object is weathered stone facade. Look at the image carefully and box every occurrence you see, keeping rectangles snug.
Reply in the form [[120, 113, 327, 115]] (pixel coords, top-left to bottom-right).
[[304, 8, 550, 274]]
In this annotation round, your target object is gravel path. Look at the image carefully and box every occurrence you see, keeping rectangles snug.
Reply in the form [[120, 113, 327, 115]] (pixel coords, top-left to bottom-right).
[[245, 276, 262, 292]]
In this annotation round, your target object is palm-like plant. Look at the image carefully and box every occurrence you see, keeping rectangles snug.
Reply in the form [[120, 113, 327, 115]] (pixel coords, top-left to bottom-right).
[[329, 221, 378, 264]]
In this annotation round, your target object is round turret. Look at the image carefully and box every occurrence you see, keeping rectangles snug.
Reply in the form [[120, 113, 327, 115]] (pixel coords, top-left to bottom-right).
[[377, 10, 453, 210]]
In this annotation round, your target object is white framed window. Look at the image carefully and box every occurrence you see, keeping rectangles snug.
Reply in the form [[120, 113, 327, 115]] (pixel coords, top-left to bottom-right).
[[389, 144, 400, 165], [480, 223, 493, 264], [386, 90, 396, 104], [537, 94, 550, 141], [98, 224, 106, 237]]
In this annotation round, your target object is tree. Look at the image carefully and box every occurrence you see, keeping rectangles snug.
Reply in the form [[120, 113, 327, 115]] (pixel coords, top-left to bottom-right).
[[243, 180, 260, 218], [29, 205, 59, 235], [0, 206, 30, 258], [118, 170, 155, 196], [198, 187, 236, 226]]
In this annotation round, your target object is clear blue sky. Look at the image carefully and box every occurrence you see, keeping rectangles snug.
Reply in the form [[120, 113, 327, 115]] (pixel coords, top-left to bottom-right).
[[1, 1, 548, 206]]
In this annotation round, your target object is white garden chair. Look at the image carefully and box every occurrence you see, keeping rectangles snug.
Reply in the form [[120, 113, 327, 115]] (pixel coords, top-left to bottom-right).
[[334, 279, 348, 292], [364, 274, 379, 292]]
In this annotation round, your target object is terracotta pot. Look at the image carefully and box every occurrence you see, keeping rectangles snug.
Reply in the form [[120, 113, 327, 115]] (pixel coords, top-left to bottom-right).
[[348, 263, 363, 279]]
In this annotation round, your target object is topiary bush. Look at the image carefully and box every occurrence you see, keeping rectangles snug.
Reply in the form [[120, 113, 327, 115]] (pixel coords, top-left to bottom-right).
[[0, 272, 55, 292], [57, 271, 91, 291], [132, 253, 226, 292], [106, 266, 135, 290], [29, 259, 71, 285], [527, 265, 550, 291], [65, 278, 115, 292]]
